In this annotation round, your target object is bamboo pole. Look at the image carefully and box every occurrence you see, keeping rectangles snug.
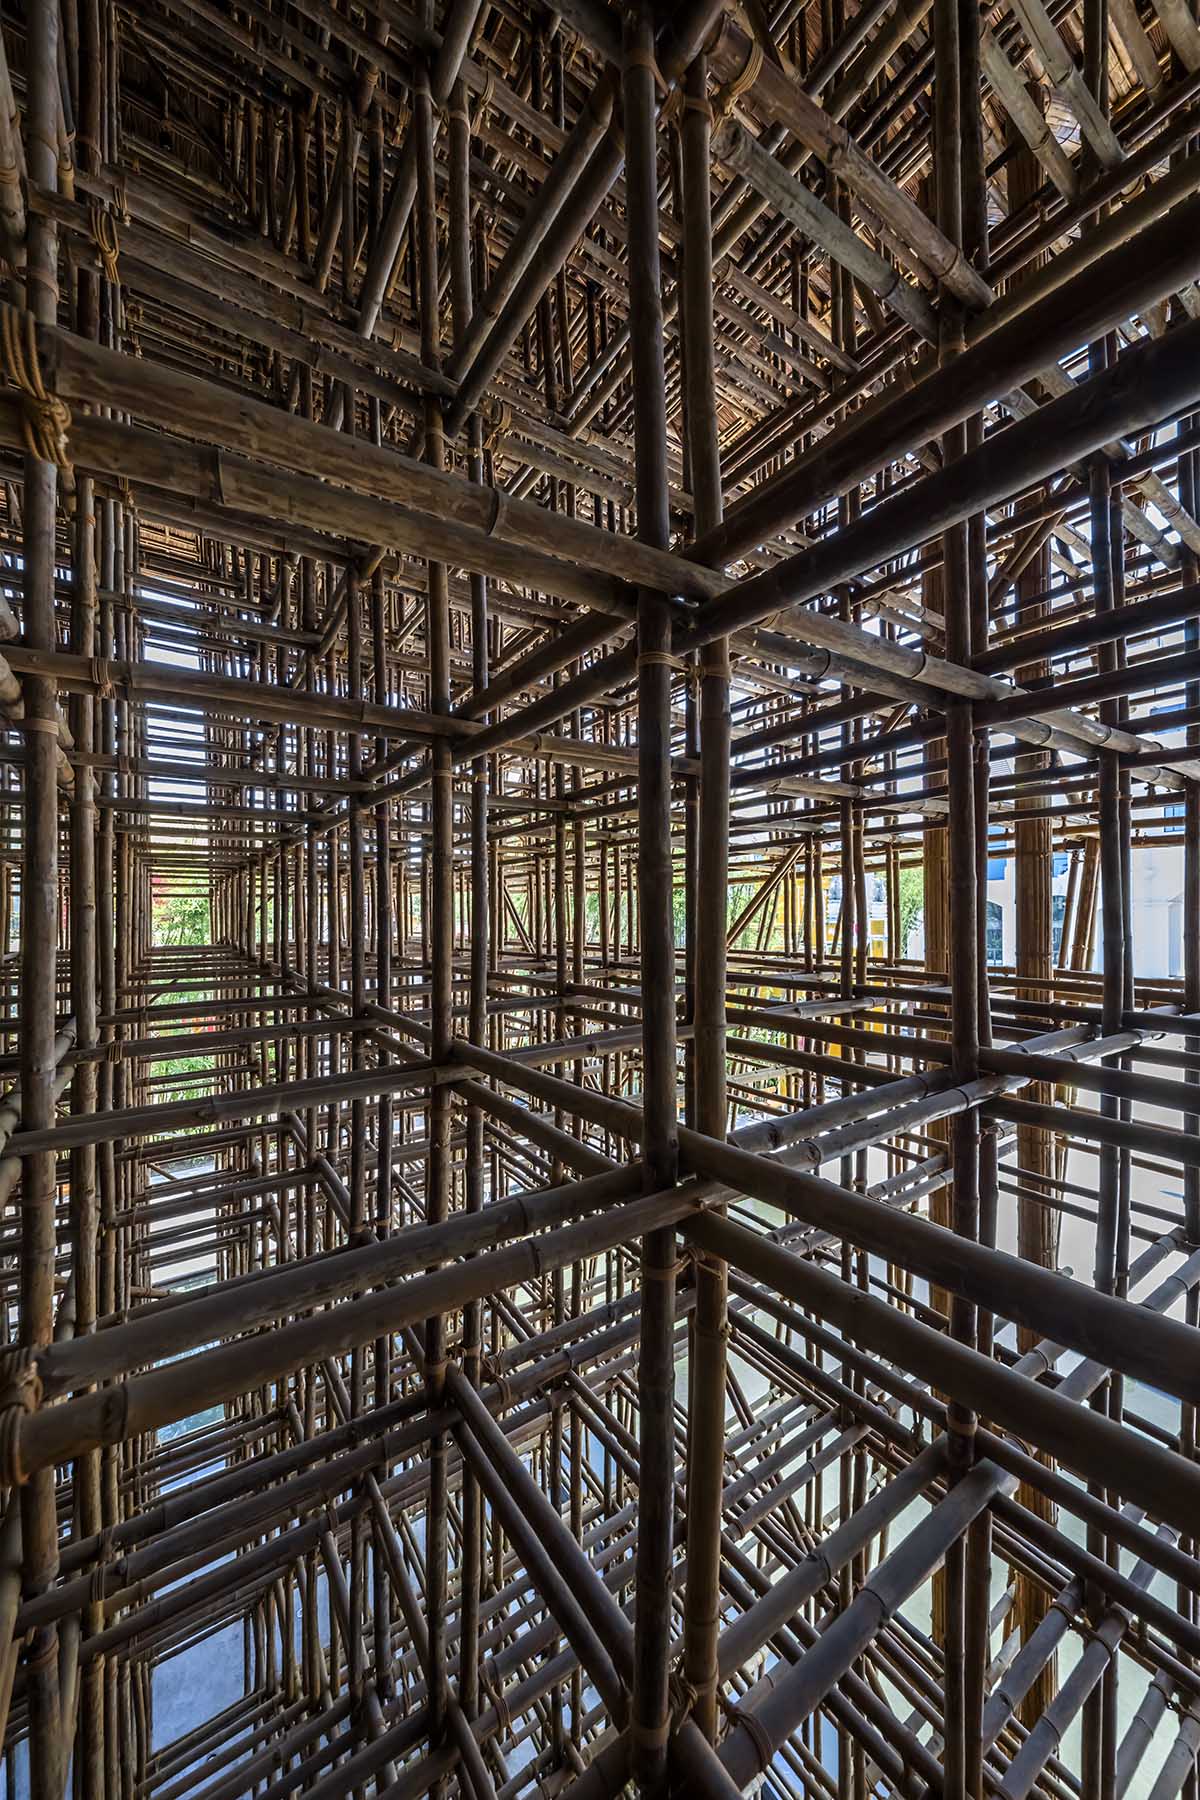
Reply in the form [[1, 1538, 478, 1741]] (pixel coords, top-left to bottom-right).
[[623, 8, 679, 1787], [679, 50, 730, 1751], [17, 3, 65, 1790]]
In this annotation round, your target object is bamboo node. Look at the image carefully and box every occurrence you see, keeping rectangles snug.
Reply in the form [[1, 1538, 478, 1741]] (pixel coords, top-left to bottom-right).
[[935, 241, 969, 289], [642, 1255, 686, 1281], [89, 1529, 120, 1604], [631, 1712, 671, 1752]]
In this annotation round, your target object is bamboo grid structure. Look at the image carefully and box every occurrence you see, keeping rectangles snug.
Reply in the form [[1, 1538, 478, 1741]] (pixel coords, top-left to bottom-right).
[[0, 0, 1199, 1791]]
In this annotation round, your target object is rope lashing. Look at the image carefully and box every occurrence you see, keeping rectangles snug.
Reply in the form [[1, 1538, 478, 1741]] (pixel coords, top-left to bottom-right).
[[682, 92, 715, 122], [89, 1524, 122, 1606], [57, 130, 75, 199], [659, 83, 686, 128], [624, 47, 669, 92], [712, 38, 763, 121], [480, 1355, 515, 1411], [0, 1345, 40, 1486], [89, 202, 121, 285], [637, 651, 687, 674], [471, 68, 496, 132], [668, 1669, 701, 1731], [726, 1698, 774, 1775], [630, 1712, 672, 1754], [0, 303, 73, 477], [481, 1656, 511, 1735], [482, 399, 510, 456]]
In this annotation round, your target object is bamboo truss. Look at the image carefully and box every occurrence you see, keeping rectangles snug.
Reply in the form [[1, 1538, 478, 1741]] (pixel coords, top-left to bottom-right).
[[0, 0, 1198, 1793]]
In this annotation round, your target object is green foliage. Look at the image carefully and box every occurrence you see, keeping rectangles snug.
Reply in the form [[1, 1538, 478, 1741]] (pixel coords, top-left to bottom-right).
[[154, 890, 210, 948], [667, 882, 759, 947], [152, 1051, 213, 1104], [724, 882, 757, 948], [897, 863, 924, 955], [149, 891, 213, 1102]]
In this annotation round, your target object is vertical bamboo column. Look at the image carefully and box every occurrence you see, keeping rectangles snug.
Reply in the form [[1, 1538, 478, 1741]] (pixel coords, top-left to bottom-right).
[[921, 546, 952, 1308], [1084, 3, 1121, 1789], [347, 557, 369, 1706], [917, 226, 954, 1694], [19, 2, 64, 1791], [961, 9, 993, 1788], [1006, 102, 1059, 1733], [369, 553, 394, 1690], [679, 52, 729, 1750], [1087, 34, 1123, 1305], [70, 262, 104, 1800], [340, 99, 369, 1715], [415, 45, 453, 1762], [624, 7, 679, 1787], [934, 0, 980, 1791], [96, 496, 120, 1779], [71, 0, 106, 1781], [1180, 421, 1200, 1800], [449, 74, 489, 1725]]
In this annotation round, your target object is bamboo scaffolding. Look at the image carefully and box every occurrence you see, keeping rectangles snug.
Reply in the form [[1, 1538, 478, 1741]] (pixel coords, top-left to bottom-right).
[[0, 1, 1198, 1795]]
